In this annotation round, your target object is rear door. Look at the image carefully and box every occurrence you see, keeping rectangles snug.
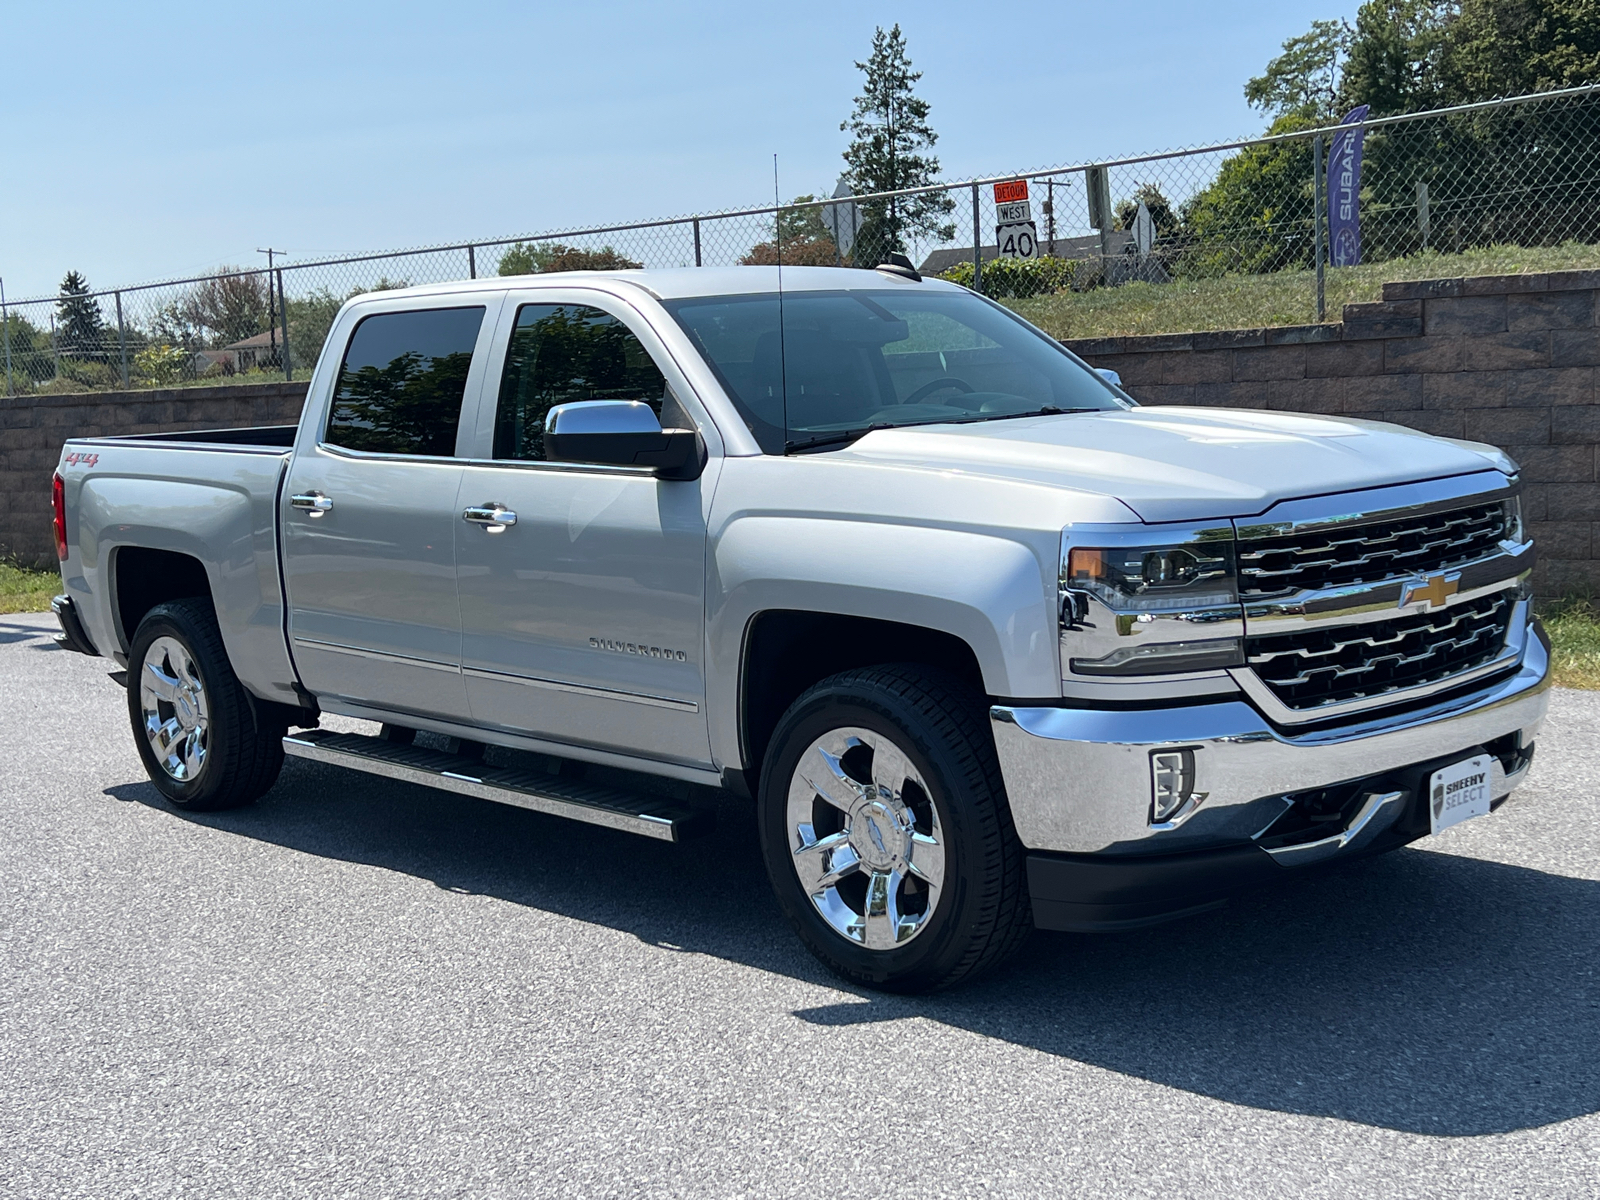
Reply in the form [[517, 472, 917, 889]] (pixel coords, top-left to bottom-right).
[[282, 294, 502, 720], [452, 291, 714, 768]]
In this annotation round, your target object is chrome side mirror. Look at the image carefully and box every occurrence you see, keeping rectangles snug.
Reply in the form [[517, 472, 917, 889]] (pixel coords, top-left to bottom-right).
[[543, 400, 704, 481]]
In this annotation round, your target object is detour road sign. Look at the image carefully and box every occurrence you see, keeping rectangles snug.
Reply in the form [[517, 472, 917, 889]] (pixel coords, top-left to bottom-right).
[[994, 180, 1029, 204]]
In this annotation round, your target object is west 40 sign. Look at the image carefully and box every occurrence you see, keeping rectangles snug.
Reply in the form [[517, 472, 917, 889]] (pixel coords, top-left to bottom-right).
[[994, 180, 1038, 260]]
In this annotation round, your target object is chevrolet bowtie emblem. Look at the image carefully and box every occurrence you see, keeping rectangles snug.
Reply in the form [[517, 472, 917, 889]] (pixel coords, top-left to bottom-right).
[[1404, 574, 1459, 610]]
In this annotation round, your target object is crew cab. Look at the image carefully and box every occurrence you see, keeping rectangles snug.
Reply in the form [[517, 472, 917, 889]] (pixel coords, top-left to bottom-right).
[[50, 264, 1549, 991]]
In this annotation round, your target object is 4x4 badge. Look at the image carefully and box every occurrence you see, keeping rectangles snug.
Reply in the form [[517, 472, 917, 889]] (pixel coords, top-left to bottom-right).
[[1403, 574, 1460, 610]]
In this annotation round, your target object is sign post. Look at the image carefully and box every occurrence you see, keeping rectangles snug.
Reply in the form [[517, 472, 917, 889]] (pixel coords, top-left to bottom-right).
[[993, 179, 1039, 260]]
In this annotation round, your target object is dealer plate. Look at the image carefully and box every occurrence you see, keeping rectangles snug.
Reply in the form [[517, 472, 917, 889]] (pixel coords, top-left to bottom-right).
[[1429, 754, 1493, 836]]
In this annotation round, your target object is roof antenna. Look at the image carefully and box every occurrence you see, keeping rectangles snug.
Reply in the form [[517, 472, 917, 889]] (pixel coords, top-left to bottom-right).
[[774, 153, 790, 452]]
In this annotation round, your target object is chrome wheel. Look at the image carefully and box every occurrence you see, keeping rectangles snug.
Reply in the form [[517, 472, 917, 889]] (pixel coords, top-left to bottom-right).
[[785, 726, 947, 950], [139, 636, 210, 782]]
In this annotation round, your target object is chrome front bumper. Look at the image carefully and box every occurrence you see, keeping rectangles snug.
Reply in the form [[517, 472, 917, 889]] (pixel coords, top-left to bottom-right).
[[992, 622, 1551, 857]]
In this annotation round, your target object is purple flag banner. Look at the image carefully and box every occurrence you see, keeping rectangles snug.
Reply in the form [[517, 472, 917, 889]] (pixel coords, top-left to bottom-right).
[[1328, 105, 1370, 267]]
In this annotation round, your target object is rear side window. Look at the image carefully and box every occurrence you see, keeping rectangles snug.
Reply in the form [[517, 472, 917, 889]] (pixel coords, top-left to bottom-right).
[[493, 304, 669, 461], [325, 307, 485, 456]]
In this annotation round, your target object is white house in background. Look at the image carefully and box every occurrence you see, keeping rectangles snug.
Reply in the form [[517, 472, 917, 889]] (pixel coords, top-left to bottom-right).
[[189, 329, 281, 376]]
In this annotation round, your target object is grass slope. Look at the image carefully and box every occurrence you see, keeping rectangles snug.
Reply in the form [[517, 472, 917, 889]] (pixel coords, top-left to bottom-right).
[[1005, 242, 1600, 342], [1, 563, 59, 615]]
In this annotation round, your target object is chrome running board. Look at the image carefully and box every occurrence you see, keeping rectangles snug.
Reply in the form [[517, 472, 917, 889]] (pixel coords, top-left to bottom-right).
[[282, 729, 708, 842]]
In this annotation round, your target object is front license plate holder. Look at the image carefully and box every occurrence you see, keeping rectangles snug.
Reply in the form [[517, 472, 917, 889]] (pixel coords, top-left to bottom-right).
[[1429, 754, 1493, 835]]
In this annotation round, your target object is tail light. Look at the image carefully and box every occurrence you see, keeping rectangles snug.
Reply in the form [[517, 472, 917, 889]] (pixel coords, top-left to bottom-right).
[[52, 472, 67, 560]]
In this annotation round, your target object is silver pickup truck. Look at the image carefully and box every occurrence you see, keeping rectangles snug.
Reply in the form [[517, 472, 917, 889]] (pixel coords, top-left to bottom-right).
[[50, 263, 1549, 992]]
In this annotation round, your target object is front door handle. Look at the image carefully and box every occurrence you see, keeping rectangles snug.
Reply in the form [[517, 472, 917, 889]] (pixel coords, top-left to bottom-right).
[[463, 503, 517, 533], [290, 491, 333, 517]]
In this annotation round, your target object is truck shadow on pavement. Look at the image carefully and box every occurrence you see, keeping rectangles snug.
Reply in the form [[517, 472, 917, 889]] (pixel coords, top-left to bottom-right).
[[111, 755, 1599, 1139]]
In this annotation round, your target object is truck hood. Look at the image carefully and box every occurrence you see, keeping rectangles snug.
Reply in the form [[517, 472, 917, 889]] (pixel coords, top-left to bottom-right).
[[839, 406, 1511, 523]]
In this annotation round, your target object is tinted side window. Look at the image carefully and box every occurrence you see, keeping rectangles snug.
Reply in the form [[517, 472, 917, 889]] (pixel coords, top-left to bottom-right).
[[325, 307, 485, 456], [493, 304, 668, 461]]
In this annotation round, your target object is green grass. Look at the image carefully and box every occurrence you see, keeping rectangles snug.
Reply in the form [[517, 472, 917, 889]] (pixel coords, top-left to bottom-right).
[[1004, 242, 1600, 342], [1538, 597, 1600, 690], [0, 563, 58, 614]]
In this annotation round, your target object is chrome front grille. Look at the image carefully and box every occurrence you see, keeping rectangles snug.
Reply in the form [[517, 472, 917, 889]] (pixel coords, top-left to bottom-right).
[[1238, 501, 1511, 598], [1245, 592, 1515, 712]]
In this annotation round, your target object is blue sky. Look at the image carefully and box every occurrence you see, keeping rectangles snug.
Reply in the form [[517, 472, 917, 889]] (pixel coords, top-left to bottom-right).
[[1, 0, 1355, 299]]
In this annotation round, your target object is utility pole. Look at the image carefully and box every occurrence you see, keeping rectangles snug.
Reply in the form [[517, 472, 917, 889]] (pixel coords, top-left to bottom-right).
[[258, 247, 285, 371]]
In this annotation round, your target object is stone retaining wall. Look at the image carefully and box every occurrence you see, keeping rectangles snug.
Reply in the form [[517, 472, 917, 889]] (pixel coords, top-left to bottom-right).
[[1, 381, 308, 566]]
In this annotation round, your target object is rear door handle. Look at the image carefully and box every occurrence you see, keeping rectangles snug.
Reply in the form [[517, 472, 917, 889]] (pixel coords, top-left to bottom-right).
[[463, 503, 517, 532], [290, 491, 333, 517]]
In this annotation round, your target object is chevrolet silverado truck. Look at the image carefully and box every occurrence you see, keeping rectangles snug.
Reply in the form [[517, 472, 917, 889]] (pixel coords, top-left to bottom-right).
[[50, 263, 1549, 992]]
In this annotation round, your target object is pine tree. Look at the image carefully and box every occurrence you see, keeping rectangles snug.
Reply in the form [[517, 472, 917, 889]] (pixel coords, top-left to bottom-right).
[[56, 271, 106, 358], [840, 25, 954, 264]]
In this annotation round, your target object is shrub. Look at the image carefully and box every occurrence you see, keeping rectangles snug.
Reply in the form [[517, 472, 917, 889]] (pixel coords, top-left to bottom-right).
[[497, 243, 642, 275], [134, 343, 188, 386], [939, 255, 1079, 298]]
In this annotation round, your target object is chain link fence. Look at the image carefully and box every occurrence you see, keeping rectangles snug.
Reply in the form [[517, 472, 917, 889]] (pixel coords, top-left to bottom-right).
[[5, 82, 1599, 395]]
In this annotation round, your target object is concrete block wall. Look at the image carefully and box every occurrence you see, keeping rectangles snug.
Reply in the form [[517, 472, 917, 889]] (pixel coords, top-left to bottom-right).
[[1, 381, 307, 566], [1064, 269, 1600, 596]]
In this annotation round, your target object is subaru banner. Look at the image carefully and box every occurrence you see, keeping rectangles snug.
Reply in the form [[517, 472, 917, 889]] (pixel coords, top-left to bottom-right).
[[1328, 105, 1370, 267]]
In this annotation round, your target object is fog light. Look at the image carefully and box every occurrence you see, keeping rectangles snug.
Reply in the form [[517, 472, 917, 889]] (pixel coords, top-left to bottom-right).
[[1151, 748, 1205, 825]]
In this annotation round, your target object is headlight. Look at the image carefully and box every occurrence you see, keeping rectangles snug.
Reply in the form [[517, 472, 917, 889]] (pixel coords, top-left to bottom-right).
[[1065, 542, 1237, 612], [1500, 493, 1525, 546], [1061, 527, 1245, 678]]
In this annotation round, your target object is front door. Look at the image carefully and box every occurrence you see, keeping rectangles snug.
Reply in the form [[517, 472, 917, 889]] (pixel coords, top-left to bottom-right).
[[282, 299, 498, 720], [454, 298, 711, 767]]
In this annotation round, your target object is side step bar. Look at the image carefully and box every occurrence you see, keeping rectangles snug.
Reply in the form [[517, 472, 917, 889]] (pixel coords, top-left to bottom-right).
[[282, 729, 710, 842]]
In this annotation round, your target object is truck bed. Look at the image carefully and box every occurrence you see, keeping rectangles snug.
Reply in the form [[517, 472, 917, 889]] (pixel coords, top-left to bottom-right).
[[55, 430, 300, 706]]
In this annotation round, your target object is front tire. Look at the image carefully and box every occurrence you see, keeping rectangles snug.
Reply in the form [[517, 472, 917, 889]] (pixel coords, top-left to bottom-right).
[[758, 665, 1031, 993], [127, 599, 285, 811]]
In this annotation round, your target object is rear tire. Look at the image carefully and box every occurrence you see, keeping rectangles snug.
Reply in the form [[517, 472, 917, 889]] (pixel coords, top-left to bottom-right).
[[758, 665, 1031, 993], [127, 599, 285, 811]]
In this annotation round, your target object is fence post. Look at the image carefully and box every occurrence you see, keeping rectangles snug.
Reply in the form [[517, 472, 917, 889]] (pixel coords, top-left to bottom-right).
[[971, 183, 982, 294], [277, 270, 292, 381], [1417, 181, 1430, 251], [693, 219, 702, 267], [1313, 133, 1326, 323], [114, 291, 130, 388], [468, 245, 477, 279], [0, 277, 12, 397]]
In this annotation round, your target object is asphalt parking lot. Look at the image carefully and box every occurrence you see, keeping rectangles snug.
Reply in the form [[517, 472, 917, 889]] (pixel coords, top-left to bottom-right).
[[2, 610, 1597, 1199]]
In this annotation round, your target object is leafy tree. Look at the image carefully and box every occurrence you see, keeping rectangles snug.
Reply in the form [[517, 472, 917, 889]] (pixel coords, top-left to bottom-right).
[[741, 194, 842, 265], [1438, 0, 1600, 100], [178, 269, 272, 346], [1114, 184, 1182, 238], [56, 271, 106, 358], [497, 243, 642, 275], [840, 25, 954, 264], [1246, 19, 1353, 118], [275, 288, 344, 376], [1338, 0, 1452, 115], [1178, 113, 1321, 276]]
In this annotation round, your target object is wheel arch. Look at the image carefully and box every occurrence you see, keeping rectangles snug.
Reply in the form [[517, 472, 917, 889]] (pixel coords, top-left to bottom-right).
[[736, 610, 988, 782], [707, 518, 1061, 780]]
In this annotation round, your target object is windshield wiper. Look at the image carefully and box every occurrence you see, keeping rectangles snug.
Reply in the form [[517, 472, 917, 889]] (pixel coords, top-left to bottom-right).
[[785, 423, 897, 453], [785, 408, 1106, 453], [976, 406, 1103, 421]]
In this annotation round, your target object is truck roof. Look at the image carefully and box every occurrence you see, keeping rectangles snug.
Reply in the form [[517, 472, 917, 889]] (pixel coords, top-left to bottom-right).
[[356, 265, 961, 304]]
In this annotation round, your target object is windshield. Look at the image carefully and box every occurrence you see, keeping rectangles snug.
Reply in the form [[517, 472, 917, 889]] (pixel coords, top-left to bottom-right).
[[661, 288, 1130, 453]]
